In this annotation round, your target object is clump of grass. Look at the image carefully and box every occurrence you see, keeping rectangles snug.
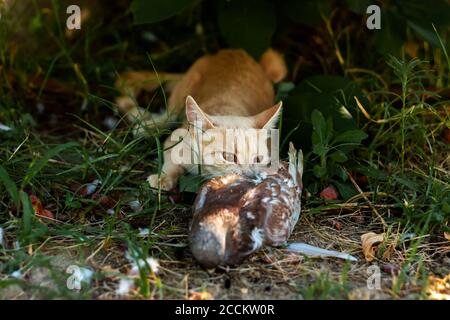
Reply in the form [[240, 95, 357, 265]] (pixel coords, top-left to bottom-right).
[[331, 54, 450, 236], [301, 265, 351, 300]]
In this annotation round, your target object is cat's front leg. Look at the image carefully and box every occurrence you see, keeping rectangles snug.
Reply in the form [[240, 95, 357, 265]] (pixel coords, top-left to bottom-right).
[[147, 164, 184, 191], [147, 138, 185, 191]]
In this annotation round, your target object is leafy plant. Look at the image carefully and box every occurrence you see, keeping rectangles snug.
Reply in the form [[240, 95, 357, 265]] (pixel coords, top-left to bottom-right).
[[347, 0, 450, 55], [282, 75, 368, 154], [309, 109, 367, 197], [130, 0, 450, 58], [131, 0, 195, 25]]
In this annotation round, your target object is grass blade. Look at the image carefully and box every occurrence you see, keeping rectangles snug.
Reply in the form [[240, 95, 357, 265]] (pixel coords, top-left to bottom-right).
[[432, 24, 450, 71], [0, 164, 20, 208], [20, 191, 33, 237], [22, 142, 79, 188]]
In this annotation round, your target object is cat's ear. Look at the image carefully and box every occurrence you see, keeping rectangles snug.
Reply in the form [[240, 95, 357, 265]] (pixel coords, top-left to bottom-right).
[[254, 101, 283, 129], [185, 96, 215, 129]]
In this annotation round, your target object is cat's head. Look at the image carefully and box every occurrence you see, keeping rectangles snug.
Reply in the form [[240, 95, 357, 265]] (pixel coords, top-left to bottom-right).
[[185, 96, 282, 176]]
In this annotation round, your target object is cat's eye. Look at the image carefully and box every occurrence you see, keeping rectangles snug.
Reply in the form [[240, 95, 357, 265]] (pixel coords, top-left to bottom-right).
[[222, 152, 237, 163], [253, 156, 263, 164]]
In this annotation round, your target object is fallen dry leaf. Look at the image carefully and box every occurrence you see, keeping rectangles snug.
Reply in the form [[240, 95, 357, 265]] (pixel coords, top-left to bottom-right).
[[444, 232, 450, 241], [427, 274, 450, 300], [382, 242, 396, 260], [361, 232, 385, 262], [188, 291, 212, 300], [331, 220, 342, 231], [30, 195, 54, 220]]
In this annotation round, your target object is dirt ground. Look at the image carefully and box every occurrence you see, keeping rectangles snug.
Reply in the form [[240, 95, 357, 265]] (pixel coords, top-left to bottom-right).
[[2, 203, 449, 300]]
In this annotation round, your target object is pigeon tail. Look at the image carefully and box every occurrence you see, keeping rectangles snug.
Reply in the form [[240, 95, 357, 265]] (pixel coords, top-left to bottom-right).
[[288, 142, 303, 187]]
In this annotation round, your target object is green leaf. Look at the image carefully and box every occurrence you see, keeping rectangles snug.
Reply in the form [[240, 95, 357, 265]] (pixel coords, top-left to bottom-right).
[[297, 75, 356, 94], [65, 192, 82, 209], [22, 142, 79, 188], [282, 75, 366, 153], [311, 109, 327, 143], [393, 175, 420, 191], [407, 21, 440, 47], [313, 164, 327, 178], [0, 164, 20, 208], [275, 81, 296, 101], [374, 11, 407, 56], [297, 75, 367, 127], [312, 144, 329, 157], [218, 0, 276, 58], [29, 14, 43, 31], [131, 0, 194, 25], [334, 181, 357, 200], [442, 202, 450, 215], [356, 166, 388, 181], [335, 166, 348, 181], [330, 151, 348, 163], [345, 0, 372, 14], [282, 0, 330, 26], [333, 130, 368, 144], [396, 0, 450, 27]]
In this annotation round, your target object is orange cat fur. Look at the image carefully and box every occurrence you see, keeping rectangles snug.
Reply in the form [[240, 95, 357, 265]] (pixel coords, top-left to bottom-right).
[[116, 48, 287, 190]]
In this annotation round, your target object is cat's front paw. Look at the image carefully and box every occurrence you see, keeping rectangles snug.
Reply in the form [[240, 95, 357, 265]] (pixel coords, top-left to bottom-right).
[[147, 174, 177, 191]]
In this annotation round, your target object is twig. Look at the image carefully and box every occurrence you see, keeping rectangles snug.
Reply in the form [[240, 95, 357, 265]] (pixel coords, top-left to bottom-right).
[[344, 167, 387, 230]]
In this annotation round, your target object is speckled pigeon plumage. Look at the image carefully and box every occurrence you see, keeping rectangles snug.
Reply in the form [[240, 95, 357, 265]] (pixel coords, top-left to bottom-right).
[[189, 143, 303, 268]]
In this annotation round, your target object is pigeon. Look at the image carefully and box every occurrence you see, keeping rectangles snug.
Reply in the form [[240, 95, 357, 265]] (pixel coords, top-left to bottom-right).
[[189, 143, 303, 268]]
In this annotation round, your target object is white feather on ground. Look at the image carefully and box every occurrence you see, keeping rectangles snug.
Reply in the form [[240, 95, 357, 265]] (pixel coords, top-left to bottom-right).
[[116, 251, 160, 296], [85, 179, 101, 195], [10, 270, 22, 279], [78, 267, 94, 284], [0, 227, 4, 247], [287, 242, 358, 262], [0, 123, 12, 131], [116, 278, 135, 296]]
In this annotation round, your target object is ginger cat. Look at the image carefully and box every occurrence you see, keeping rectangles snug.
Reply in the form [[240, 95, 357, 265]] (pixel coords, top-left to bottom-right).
[[115, 49, 287, 191]]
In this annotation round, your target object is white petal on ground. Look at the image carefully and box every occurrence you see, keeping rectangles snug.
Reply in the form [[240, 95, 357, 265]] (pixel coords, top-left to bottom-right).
[[287, 242, 358, 262], [146, 257, 159, 274], [117, 251, 160, 295], [36, 102, 45, 114], [129, 257, 160, 275], [85, 179, 101, 195], [128, 200, 142, 212], [124, 249, 159, 274], [138, 228, 149, 237], [103, 116, 118, 130], [78, 267, 94, 284], [0, 123, 12, 131], [81, 98, 88, 111], [0, 227, 4, 247], [141, 31, 158, 43], [116, 278, 135, 295], [10, 270, 22, 279]]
